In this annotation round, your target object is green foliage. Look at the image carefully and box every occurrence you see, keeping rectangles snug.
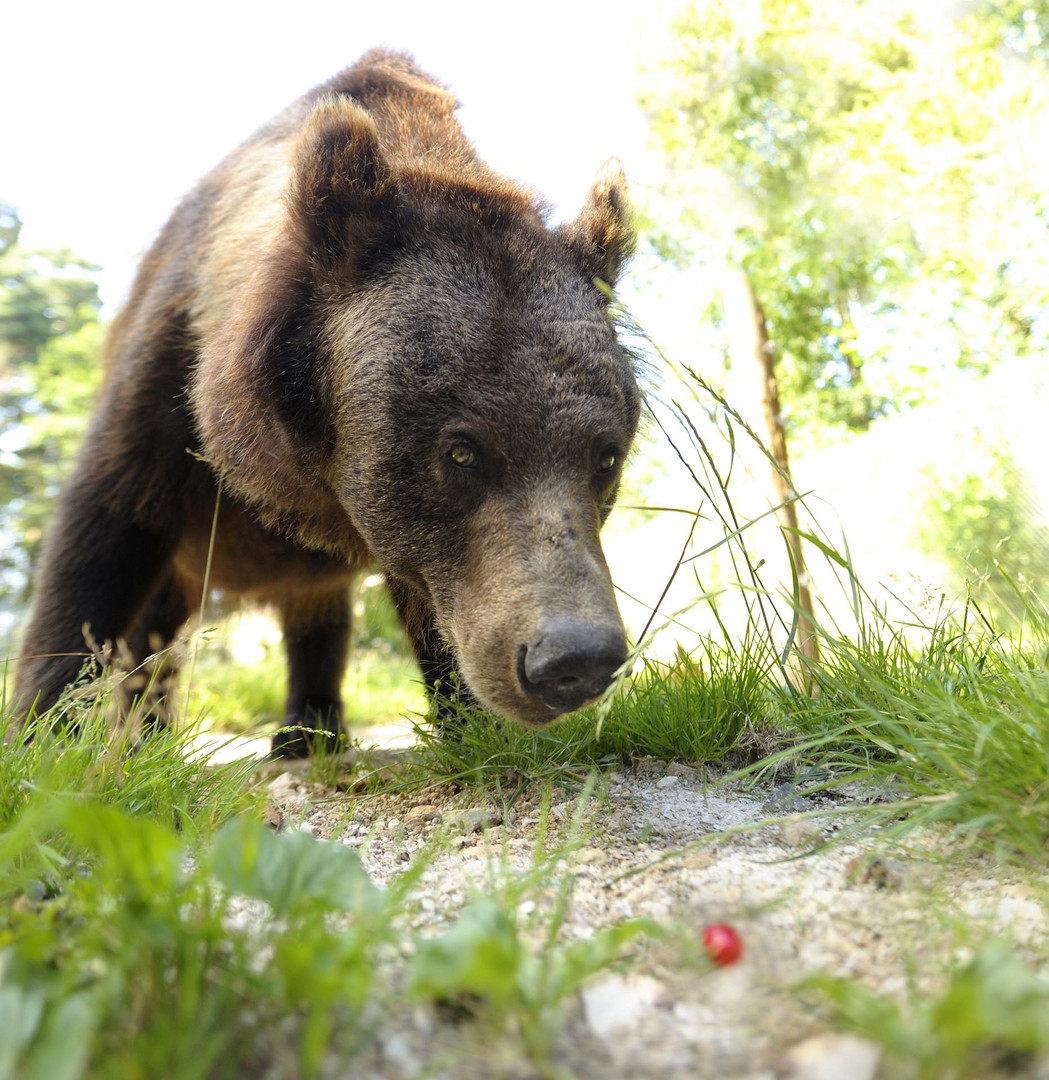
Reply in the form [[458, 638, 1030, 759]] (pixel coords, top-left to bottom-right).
[[406, 791, 660, 1070], [0, 701, 668, 1079], [0, 802, 401, 1080], [975, 0, 1049, 62], [407, 895, 654, 1065], [804, 940, 1049, 1077], [0, 205, 99, 371], [0, 689, 258, 855], [210, 818, 382, 920], [0, 206, 102, 645], [760, 585, 1049, 864], [916, 441, 1049, 627], [643, 0, 1049, 437]]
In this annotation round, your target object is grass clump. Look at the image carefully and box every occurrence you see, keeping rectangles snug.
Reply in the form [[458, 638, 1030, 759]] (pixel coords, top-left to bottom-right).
[[410, 633, 781, 789], [404, 787, 663, 1075], [0, 798, 407, 1080], [764, 588, 1049, 864], [0, 682, 258, 846]]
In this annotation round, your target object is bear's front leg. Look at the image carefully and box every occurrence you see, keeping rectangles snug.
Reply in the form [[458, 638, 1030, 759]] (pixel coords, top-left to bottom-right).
[[386, 576, 475, 738], [271, 588, 352, 758]]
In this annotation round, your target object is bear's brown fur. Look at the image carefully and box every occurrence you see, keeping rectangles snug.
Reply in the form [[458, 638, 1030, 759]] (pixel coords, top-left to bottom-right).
[[14, 49, 641, 755]]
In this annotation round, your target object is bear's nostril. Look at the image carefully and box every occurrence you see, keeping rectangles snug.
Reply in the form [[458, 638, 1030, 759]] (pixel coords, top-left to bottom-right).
[[520, 618, 627, 716]]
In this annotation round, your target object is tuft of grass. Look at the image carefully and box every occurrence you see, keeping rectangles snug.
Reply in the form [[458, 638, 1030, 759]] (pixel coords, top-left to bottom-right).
[[404, 783, 664, 1075], [749, 582, 1049, 864], [407, 634, 782, 790], [0, 798, 411, 1080], [0, 679, 259, 850]]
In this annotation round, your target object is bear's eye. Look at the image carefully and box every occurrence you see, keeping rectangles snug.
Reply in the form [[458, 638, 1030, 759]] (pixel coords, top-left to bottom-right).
[[596, 448, 618, 474], [448, 443, 478, 469]]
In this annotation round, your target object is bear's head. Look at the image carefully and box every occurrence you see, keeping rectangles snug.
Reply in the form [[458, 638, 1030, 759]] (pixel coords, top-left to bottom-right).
[[198, 95, 640, 725]]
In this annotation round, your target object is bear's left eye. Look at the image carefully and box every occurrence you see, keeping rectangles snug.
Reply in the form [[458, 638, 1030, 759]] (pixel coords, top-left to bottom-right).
[[596, 448, 618, 474], [448, 443, 478, 469]]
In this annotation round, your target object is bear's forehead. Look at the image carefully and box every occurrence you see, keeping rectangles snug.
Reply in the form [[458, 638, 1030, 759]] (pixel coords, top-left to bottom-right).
[[376, 252, 619, 351]]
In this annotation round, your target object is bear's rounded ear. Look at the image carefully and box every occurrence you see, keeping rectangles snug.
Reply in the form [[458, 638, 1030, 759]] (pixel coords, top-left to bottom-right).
[[289, 97, 394, 265], [559, 159, 636, 292]]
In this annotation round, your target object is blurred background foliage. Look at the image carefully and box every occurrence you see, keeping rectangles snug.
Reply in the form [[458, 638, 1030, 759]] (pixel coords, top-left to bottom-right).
[[2, 0, 1049, 724], [0, 203, 103, 643]]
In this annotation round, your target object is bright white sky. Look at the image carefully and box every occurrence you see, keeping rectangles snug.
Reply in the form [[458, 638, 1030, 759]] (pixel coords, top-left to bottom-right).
[[4, 0, 666, 310]]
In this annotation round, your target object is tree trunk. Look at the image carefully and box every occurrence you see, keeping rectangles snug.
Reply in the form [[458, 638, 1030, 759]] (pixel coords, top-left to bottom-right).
[[743, 272, 820, 666]]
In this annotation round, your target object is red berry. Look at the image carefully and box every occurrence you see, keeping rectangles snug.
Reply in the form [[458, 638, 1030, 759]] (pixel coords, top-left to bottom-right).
[[702, 923, 743, 967]]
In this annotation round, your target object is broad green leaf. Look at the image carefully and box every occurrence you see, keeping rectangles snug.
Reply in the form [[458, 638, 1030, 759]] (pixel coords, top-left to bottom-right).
[[407, 897, 522, 1010], [210, 819, 381, 918]]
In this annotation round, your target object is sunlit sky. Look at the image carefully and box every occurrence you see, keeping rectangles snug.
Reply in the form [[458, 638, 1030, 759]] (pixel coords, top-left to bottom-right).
[[5, 0, 665, 310]]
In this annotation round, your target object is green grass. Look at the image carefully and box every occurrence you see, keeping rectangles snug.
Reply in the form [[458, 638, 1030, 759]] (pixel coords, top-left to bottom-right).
[[408, 632, 783, 788], [0, 796, 413, 1079], [741, 583, 1049, 865]]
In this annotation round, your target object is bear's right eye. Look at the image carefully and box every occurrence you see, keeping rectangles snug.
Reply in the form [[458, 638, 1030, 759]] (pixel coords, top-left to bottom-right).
[[448, 443, 478, 469]]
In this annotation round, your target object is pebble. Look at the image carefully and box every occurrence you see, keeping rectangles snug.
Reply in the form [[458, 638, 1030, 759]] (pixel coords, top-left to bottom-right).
[[405, 804, 443, 824], [266, 772, 301, 801], [581, 974, 669, 1039], [777, 816, 822, 848], [444, 808, 501, 833], [635, 759, 669, 780], [783, 1033, 881, 1080], [762, 782, 810, 814]]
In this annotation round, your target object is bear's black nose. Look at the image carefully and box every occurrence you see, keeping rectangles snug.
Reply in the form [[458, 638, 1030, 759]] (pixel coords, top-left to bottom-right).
[[519, 618, 628, 715]]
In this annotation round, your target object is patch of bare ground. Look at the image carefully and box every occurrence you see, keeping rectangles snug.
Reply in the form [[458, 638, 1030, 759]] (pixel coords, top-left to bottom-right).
[[260, 757, 1049, 1080]]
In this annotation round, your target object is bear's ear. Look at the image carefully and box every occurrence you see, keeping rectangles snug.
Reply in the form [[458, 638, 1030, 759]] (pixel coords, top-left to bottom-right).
[[559, 159, 636, 292], [289, 97, 394, 265]]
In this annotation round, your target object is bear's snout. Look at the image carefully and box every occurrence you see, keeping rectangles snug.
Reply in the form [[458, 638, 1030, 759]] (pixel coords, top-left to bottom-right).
[[518, 617, 628, 717]]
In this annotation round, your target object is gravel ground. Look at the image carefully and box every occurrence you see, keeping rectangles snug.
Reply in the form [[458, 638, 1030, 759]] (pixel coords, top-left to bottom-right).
[[255, 753, 1049, 1080]]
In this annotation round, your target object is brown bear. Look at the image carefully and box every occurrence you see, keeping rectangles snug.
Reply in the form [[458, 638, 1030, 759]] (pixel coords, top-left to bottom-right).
[[13, 49, 640, 756]]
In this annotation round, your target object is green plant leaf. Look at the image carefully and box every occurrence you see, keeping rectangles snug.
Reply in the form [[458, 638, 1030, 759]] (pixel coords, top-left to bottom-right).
[[407, 897, 522, 1011], [931, 940, 1049, 1057], [210, 819, 381, 918]]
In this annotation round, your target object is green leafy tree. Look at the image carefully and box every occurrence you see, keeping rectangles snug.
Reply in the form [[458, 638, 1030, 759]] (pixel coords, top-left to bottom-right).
[[642, 0, 1049, 648], [917, 440, 1049, 627], [0, 206, 102, 648], [975, 0, 1049, 61], [644, 0, 1049, 437]]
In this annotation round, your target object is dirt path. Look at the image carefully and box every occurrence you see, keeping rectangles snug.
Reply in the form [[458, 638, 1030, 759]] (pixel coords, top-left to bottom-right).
[[256, 752, 1048, 1079]]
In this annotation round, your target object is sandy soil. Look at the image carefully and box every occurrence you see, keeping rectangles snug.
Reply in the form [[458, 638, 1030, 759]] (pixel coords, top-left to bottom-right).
[[250, 741, 1049, 1080]]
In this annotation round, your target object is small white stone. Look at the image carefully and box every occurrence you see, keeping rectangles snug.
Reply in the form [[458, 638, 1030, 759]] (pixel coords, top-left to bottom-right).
[[581, 974, 667, 1039], [656, 774, 680, 789], [784, 1032, 881, 1080]]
